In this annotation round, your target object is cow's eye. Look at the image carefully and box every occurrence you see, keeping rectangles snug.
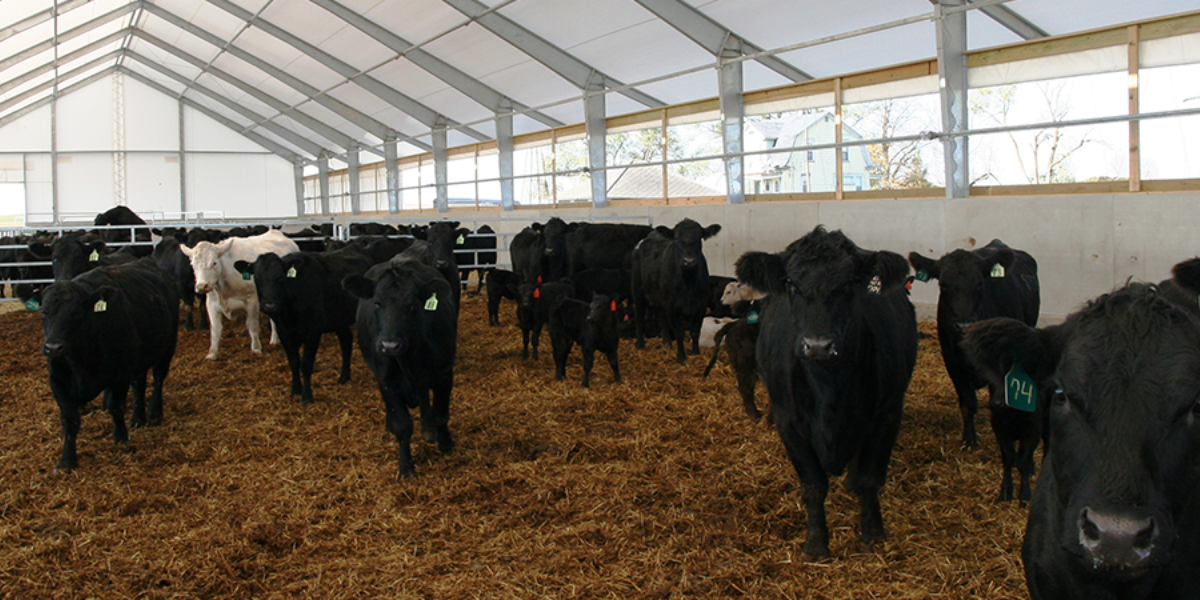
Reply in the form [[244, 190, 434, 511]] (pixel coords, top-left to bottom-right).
[[785, 278, 799, 296], [1052, 388, 1068, 407]]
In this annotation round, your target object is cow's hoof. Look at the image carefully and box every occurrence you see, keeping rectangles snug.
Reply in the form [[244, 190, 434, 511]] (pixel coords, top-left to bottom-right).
[[422, 430, 437, 444], [802, 540, 831, 559], [205, 353, 218, 361], [858, 539, 884, 554], [337, 376, 350, 385], [55, 461, 76, 473]]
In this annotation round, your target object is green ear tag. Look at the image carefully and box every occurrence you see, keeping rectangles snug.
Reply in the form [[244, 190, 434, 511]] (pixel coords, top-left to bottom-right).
[[242, 271, 252, 281], [93, 298, 107, 313], [991, 264, 1006, 278], [1004, 362, 1037, 412], [24, 298, 40, 311], [286, 266, 297, 278], [456, 234, 465, 245], [747, 310, 759, 324], [89, 249, 100, 262], [424, 293, 438, 311], [915, 269, 929, 282]]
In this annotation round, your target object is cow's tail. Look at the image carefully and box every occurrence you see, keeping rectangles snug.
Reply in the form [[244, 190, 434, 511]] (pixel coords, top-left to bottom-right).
[[702, 321, 736, 377]]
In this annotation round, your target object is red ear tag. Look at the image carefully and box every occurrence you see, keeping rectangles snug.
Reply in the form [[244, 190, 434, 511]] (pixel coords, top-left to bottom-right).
[[536, 275, 542, 284], [533, 288, 541, 299], [610, 300, 618, 312], [905, 280, 913, 291]]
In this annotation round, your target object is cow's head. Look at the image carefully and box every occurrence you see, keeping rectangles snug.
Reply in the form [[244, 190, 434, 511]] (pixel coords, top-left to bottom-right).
[[423, 221, 463, 270], [344, 261, 451, 357], [964, 284, 1200, 581], [40, 280, 118, 358], [657, 219, 721, 272], [909, 247, 1016, 329], [234, 252, 294, 314], [587, 293, 617, 325], [736, 226, 908, 361], [47, 236, 109, 281], [541, 217, 576, 258], [181, 239, 231, 294]]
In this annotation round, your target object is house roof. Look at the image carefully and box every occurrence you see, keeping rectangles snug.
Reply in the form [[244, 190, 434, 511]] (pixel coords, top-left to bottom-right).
[[556, 164, 721, 201]]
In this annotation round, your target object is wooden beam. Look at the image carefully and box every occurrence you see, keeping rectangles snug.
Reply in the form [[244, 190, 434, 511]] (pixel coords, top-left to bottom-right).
[[1128, 25, 1140, 193]]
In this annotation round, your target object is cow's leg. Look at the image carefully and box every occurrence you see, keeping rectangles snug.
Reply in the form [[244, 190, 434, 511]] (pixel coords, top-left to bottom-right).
[[1014, 410, 1041, 506], [183, 297, 195, 330], [198, 294, 210, 330], [551, 332, 571, 381], [52, 384, 82, 471], [336, 328, 353, 384], [205, 292, 223, 360], [379, 379, 416, 478], [736, 369, 761, 422], [148, 359, 170, 426], [688, 315, 702, 356], [991, 407, 1017, 502], [130, 371, 149, 428], [245, 298, 265, 354], [487, 293, 501, 326], [847, 408, 903, 551], [606, 347, 621, 384], [430, 369, 455, 454], [581, 343, 595, 388], [279, 338, 302, 398], [299, 335, 320, 405], [673, 313, 688, 364], [531, 320, 543, 361], [268, 318, 280, 346], [776, 421, 830, 557], [632, 290, 648, 350], [107, 382, 131, 445], [951, 374, 980, 449]]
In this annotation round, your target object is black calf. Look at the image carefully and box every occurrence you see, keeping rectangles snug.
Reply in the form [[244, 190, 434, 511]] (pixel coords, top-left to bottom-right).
[[549, 294, 622, 388]]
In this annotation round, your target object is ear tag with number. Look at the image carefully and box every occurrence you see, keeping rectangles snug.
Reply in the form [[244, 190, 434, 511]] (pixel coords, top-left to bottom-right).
[[456, 234, 465, 245], [747, 310, 759, 324], [242, 271, 252, 281], [424, 293, 438, 311], [610, 300, 618, 312], [867, 275, 883, 295], [991, 264, 1006, 278], [24, 298, 40, 311], [915, 269, 929, 282], [93, 298, 107, 313], [89, 250, 100, 262], [1004, 362, 1037, 412], [286, 266, 297, 278]]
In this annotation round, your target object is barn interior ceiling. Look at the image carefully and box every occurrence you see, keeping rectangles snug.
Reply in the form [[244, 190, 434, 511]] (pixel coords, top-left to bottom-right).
[[1, 0, 1196, 166]]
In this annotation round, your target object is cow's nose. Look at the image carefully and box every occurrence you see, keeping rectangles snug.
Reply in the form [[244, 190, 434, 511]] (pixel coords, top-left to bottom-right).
[[682, 257, 698, 267], [800, 337, 836, 361], [261, 303, 278, 313], [42, 342, 64, 357], [195, 283, 211, 294], [378, 340, 402, 356], [1078, 507, 1158, 570], [435, 259, 450, 269]]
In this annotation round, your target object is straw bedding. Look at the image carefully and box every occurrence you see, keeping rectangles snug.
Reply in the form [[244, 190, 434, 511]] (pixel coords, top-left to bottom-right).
[[0, 293, 1029, 598]]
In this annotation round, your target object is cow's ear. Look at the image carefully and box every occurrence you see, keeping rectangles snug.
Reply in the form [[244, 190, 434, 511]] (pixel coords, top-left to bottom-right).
[[984, 248, 1016, 276], [214, 238, 235, 254], [179, 244, 194, 257], [530, 222, 544, 232], [233, 260, 253, 276], [735, 251, 786, 297], [908, 252, 940, 280], [151, 228, 163, 236], [456, 227, 471, 239], [27, 242, 50, 258], [962, 318, 1063, 387], [91, 285, 119, 304], [858, 250, 910, 292], [566, 222, 580, 233], [702, 224, 722, 239], [654, 226, 674, 238], [86, 240, 108, 254], [342, 275, 376, 300], [1172, 258, 1200, 294]]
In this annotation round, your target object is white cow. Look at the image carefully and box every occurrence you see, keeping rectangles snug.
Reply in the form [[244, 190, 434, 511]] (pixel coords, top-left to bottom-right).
[[181, 230, 299, 360]]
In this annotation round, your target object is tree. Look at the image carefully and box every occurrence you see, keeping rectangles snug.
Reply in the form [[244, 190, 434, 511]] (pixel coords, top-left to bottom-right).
[[970, 82, 1098, 185], [843, 98, 936, 190]]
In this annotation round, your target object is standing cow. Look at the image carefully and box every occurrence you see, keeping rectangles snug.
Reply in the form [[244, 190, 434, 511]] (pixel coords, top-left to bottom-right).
[[536, 217, 573, 281], [343, 258, 458, 478], [153, 237, 207, 330], [39, 258, 179, 470], [510, 225, 546, 287], [181, 229, 298, 360], [963, 278, 1200, 599], [736, 226, 917, 557], [93, 206, 153, 257], [565, 222, 653, 274], [909, 240, 1043, 503], [235, 247, 373, 404], [631, 218, 721, 363]]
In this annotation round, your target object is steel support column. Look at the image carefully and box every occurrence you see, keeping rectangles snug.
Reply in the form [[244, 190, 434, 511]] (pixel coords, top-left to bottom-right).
[[385, 137, 399, 214], [585, 73, 608, 209], [179, 99, 187, 214], [318, 156, 331, 217], [294, 161, 306, 217], [719, 36, 745, 204], [937, 0, 969, 199], [497, 103, 515, 211], [347, 145, 361, 215], [433, 117, 449, 213]]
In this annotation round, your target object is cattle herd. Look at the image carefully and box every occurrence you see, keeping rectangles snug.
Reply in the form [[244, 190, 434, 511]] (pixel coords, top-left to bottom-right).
[[4, 206, 1199, 598]]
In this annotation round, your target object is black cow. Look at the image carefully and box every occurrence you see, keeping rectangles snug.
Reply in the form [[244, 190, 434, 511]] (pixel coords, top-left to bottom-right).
[[569, 268, 631, 305], [457, 224, 497, 295], [235, 248, 372, 404], [343, 258, 457, 477], [549, 293, 622, 388], [13, 233, 55, 305], [535, 217, 573, 281], [396, 235, 464, 313], [736, 226, 917, 557], [40, 258, 179, 470], [631, 218, 722, 363], [964, 278, 1200, 600], [93, 206, 152, 257], [485, 268, 520, 326], [349, 222, 398, 236], [422, 221, 469, 310], [510, 226, 546, 286], [343, 235, 415, 263], [283, 226, 328, 252], [909, 240, 1043, 503], [514, 280, 575, 361], [29, 234, 137, 282], [565, 222, 653, 274], [153, 237, 208, 330]]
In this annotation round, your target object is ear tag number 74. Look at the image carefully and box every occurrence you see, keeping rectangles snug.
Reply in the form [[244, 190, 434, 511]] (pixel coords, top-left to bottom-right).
[[1004, 362, 1037, 412]]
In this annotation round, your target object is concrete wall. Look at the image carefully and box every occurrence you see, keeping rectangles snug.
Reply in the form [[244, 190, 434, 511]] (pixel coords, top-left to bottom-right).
[[458, 191, 1200, 322]]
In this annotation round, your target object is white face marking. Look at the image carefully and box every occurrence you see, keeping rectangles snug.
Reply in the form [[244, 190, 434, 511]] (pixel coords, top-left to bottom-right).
[[189, 242, 222, 292]]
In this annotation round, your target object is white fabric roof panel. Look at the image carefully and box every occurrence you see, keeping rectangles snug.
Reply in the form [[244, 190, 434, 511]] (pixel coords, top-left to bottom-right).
[[1006, 0, 1200, 37]]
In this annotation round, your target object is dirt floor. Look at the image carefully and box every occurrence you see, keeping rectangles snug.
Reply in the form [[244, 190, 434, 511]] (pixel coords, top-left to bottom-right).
[[0, 292, 1031, 599]]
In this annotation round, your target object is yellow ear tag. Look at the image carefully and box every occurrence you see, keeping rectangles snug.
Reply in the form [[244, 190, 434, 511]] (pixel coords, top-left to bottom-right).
[[287, 266, 297, 278], [867, 275, 883, 295], [424, 293, 438, 311], [93, 298, 107, 313], [89, 250, 100, 262], [990, 264, 1006, 278], [456, 234, 465, 245]]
